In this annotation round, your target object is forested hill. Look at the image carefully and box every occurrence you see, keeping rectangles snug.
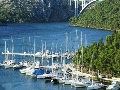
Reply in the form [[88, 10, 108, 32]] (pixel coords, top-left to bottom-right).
[[72, 31, 120, 77], [69, 0, 120, 31], [0, 0, 76, 24]]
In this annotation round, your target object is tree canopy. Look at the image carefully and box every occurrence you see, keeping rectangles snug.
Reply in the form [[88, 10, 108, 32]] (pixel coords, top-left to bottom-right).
[[72, 31, 120, 77]]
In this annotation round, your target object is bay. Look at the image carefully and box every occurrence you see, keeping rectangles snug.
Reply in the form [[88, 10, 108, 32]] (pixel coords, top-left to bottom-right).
[[0, 22, 112, 90]]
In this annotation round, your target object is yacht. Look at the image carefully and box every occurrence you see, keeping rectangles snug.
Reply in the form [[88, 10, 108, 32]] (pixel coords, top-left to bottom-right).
[[2, 44, 15, 68]]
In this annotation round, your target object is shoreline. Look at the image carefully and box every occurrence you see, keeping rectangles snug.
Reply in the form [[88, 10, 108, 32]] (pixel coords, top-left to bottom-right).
[[69, 24, 118, 32]]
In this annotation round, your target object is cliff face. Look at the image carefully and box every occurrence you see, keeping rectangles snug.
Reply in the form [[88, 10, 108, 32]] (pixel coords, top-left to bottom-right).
[[0, 0, 76, 23]]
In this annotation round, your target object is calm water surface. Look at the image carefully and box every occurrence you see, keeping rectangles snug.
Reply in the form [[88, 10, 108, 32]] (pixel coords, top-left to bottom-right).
[[0, 22, 112, 90]]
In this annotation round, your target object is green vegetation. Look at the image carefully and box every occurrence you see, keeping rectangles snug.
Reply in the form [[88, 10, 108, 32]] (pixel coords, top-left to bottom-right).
[[0, 0, 37, 23], [0, 0, 74, 24], [72, 31, 120, 77], [69, 0, 120, 31]]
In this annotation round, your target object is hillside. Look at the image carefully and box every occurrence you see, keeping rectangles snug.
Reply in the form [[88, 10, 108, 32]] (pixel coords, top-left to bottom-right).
[[72, 31, 120, 77], [0, 0, 76, 23], [69, 0, 120, 31]]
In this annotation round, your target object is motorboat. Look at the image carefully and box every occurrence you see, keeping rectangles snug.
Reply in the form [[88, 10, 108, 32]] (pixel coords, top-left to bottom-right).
[[106, 81, 120, 90]]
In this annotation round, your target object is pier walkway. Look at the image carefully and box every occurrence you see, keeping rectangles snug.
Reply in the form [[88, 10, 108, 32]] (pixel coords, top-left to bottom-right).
[[2, 52, 34, 56]]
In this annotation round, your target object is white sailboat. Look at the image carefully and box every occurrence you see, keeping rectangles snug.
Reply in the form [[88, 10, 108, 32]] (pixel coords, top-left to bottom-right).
[[3, 40, 15, 68], [55, 48, 73, 84], [87, 72, 103, 90], [58, 49, 66, 84], [50, 50, 59, 83], [37, 45, 57, 79], [73, 32, 88, 88], [20, 61, 40, 74], [87, 54, 103, 90], [25, 40, 38, 76], [62, 32, 74, 59], [20, 40, 37, 75]]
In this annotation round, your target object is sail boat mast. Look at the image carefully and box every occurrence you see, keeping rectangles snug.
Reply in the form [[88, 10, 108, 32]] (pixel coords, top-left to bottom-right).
[[5, 41, 7, 60], [66, 32, 68, 52], [41, 40, 43, 54], [81, 32, 83, 73], [11, 38, 14, 60], [51, 45, 53, 74], [33, 40, 35, 63], [28, 37, 31, 53]]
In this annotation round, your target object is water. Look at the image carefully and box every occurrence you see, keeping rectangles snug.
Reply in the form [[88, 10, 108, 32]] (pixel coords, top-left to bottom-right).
[[0, 22, 112, 90]]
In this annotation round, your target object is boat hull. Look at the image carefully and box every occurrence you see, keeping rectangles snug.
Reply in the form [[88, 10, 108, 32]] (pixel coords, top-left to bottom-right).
[[4, 64, 14, 69]]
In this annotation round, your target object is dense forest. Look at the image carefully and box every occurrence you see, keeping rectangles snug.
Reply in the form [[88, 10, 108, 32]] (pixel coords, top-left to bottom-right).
[[69, 0, 120, 31], [0, 0, 76, 24], [72, 31, 120, 77]]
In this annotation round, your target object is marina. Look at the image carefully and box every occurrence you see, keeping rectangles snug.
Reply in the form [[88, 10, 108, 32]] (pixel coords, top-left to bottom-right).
[[0, 22, 113, 90]]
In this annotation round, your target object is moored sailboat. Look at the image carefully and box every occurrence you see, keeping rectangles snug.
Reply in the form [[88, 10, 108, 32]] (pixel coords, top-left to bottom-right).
[[2, 40, 15, 69]]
